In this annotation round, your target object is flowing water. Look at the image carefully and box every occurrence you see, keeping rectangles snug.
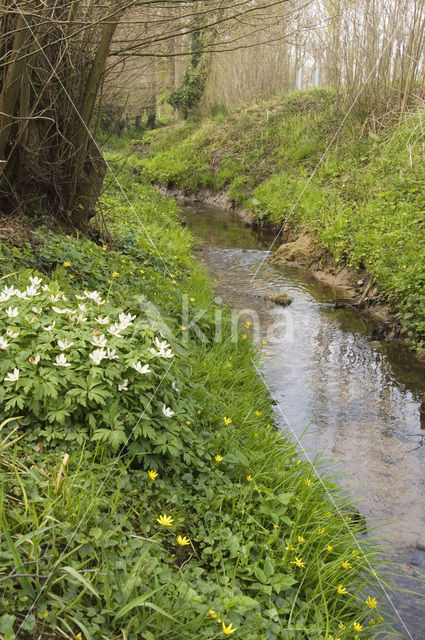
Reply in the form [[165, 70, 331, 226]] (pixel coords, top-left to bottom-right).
[[183, 202, 425, 640]]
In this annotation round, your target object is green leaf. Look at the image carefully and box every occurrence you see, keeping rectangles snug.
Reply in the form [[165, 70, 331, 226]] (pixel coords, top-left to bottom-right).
[[0, 614, 15, 634], [114, 586, 170, 621], [55, 566, 100, 599]]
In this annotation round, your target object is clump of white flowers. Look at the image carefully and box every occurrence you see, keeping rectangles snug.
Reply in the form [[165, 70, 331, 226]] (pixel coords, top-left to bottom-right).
[[0, 275, 181, 453]]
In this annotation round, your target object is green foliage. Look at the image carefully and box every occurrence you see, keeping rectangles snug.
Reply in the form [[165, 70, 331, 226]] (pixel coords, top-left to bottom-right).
[[0, 150, 393, 639], [168, 61, 208, 119], [0, 278, 206, 469], [138, 88, 425, 345]]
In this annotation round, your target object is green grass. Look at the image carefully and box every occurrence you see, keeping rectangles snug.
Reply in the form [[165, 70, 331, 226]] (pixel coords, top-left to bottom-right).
[[0, 151, 394, 639], [137, 89, 425, 346]]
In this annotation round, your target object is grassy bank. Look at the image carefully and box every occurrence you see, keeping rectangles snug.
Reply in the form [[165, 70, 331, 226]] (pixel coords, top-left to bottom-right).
[[135, 89, 425, 346], [1, 154, 390, 639]]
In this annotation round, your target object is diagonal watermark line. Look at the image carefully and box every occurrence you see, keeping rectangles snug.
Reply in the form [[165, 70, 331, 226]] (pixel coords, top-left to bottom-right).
[[249, 12, 413, 284], [13, 360, 175, 639], [251, 356, 415, 640], [7, 1, 172, 278]]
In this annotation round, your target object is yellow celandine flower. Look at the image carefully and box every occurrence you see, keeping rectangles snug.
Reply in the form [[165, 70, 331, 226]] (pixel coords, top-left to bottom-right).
[[262, 340, 267, 345], [157, 514, 173, 526], [222, 622, 237, 635], [246, 321, 252, 327], [327, 545, 333, 552], [317, 527, 325, 534], [247, 474, 253, 482], [181, 326, 187, 331], [304, 478, 312, 486], [297, 535, 305, 543], [273, 524, 279, 529], [112, 271, 119, 277], [291, 557, 305, 568], [190, 297, 195, 302], [353, 622, 363, 632], [148, 469, 158, 480], [63, 261, 71, 267], [366, 596, 378, 609], [341, 561, 352, 569], [296, 459, 301, 465], [223, 417, 232, 425], [75, 634, 83, 640], [242, 334, 248, 340], [177, 535, 190, 546], [209, 610, 217, 618], [324, 511, 331, 517], [215, 455, 223, 462], [285, 544, 295, 551], [337, 584, 347, 594]]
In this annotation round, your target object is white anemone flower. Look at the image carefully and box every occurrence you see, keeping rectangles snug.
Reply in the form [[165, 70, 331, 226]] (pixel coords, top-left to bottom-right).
[[118, 312, 136, 325], [58, 339, 73, 350], [29, 276, 42, 287], [42, 321, 56, 331], [150, 345, 173, 358], [32, 306, 42, 314], [107, 324, 122, 338], [6, 329, 19, 338], [95, 316, 109, 325], [89, 348, 107, 365], [106, 348, 119, 360], [5, 307, 18, 317], [162, 405, 175, 418], [78, 303, 89, 313], [75, 314, 87, 323], [91, 334, 107, 348], [25, 284, 40, 297], [84, 290, 105, 305], [29, 354, 40, 365], [52, 306, 68, 314], [54, 354, 71, 367], [2, 286, 16, 299], [4, 368, 19, 382], [132, 362, 150, 375], [172, 381, 180, 392], [118, 379, 129, 391], [150, 337, 173, 358], [0, 336, 9, 349], [50, 294, 61, 302]]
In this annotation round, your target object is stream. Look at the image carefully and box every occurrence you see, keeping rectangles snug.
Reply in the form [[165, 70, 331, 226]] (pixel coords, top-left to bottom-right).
[[183, 201, 425, 640]]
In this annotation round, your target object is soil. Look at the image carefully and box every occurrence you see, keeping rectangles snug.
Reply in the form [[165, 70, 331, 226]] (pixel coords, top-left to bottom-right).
[[269, 233, 399, 338]]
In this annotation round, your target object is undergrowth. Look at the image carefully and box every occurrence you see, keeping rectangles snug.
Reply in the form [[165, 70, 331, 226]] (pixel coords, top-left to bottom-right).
[[0, 152, 393, 639]]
